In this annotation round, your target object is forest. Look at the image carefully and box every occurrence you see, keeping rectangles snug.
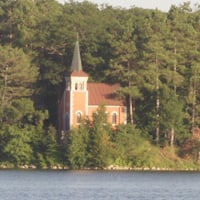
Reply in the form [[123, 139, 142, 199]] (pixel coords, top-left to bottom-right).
[[0, 0, 200, 169]]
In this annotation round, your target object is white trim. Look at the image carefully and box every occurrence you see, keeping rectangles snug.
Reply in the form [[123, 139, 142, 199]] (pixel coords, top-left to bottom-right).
[[76, 110, 83, 115], [124, 106, 127, 124], [69, 91, 73, 129], [85, 90, 88, 115], [63, 90, 66, 129]]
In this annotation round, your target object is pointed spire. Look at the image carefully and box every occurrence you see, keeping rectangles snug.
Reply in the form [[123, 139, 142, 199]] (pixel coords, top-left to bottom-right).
[[71, 35, 82, 71]]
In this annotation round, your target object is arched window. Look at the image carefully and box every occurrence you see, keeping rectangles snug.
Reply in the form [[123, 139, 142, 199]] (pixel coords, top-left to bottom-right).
[[112, 112, 117, 125], [75, 83, 78, 90], [79, 82, 83, 90], [76, 111, 82, 124]]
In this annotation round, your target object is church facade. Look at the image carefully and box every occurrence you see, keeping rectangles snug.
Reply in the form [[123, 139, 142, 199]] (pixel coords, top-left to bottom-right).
[[58, 40, 127, 132]]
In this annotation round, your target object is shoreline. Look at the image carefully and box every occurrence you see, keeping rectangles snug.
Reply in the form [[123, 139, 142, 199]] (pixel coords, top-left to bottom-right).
[[0, 164, 199, 172]]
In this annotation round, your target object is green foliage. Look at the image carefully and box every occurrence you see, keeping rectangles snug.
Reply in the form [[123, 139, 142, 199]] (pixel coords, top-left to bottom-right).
[[159, 86, 187, 140], [0, 45, 38, 106], [0, 96, 58, 168], [42, 126, 59, 167], [0, 125, 33, 166], [67, 122, 89, 169], [30, 125, 59, 168], [111, 124, 146, 167], [87, 106, 112, 168], [1, 98, 48, 127], [66, 105, 113, 169], [0, 1, 200, 168]]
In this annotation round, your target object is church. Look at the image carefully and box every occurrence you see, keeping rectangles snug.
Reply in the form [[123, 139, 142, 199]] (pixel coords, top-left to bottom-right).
[[58, 40, 127, 132]]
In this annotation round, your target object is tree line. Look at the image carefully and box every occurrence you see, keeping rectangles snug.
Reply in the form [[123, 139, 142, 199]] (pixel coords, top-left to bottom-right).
[[0, 0, 200, 168]]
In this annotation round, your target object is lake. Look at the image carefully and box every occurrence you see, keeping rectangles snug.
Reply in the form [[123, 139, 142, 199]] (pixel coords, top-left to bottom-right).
[[0, 170, 199, 200]]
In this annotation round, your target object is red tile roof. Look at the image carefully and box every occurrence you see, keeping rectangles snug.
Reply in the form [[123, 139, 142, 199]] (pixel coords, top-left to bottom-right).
[[87, 83, 125, 106], [71, 71, 88, 77]]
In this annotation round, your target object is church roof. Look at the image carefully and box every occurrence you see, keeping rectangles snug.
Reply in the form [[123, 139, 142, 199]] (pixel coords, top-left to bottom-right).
[[71, 40, 82, 71], [71, 70, 88, 77], [87, 83, 125, 106], [69, 39, 88, 77]]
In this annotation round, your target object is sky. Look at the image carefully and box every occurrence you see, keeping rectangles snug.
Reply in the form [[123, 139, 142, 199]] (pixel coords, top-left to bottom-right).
[[57, 0, 199, 12]]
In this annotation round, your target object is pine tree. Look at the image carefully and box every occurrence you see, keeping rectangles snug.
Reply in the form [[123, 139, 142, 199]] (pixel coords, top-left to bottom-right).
[[67, 122, 89, 169], [106, 13, 142, 123], [87, 105, 112, 168], [0, 45, 38, 106]]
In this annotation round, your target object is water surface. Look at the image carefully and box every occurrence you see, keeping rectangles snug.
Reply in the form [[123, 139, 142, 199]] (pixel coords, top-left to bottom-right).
[[0, 170, 199, 200]]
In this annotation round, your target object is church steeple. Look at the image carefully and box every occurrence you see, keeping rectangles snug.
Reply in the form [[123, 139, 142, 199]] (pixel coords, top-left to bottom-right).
[[71, 39, 82, 71]]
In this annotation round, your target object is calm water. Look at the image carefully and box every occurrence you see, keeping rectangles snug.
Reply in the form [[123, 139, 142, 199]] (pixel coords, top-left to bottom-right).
[[0, 170, 200, 200]]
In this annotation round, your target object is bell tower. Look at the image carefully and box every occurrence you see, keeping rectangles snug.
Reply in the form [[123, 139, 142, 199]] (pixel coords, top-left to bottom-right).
[[64, 40, 88, 130]]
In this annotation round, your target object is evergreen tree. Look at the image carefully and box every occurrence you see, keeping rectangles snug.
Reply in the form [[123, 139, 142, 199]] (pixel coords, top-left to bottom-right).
[[67, 122, 89, 169], [159, 86, 186, 145], [87, 105, 112, 168], [0, 125, 33, 166], [0, 45, 38, 107], [106, 12, 142, 123], [112, 124, 149, 167], [136, 10, 169, 143]]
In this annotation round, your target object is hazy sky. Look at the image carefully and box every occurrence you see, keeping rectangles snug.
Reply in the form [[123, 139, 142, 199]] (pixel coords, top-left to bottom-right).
[[57, 0, 199, 12]]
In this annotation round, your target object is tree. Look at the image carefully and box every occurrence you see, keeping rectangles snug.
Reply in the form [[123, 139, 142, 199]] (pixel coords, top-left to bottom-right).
[[135, 10, 170, 143], [106, 12, 142, 123], [1, 125, 33, 166], [31, 0, 65, 124], [86, 105, 112, 168], [0, 97, 54, 167], [41, 126, 59, 167], [159, 86, 186, 145], [67, 122, 89, 169], [0, 45, 38, 107], [184, 9, 200, 129], [0, 98, 43, 166], [111, 124, 151, 167], [0, 0, 39, 49]]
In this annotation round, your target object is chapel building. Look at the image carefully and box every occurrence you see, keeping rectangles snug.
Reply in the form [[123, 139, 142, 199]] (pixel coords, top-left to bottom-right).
[[58, 40, 127, 132]]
